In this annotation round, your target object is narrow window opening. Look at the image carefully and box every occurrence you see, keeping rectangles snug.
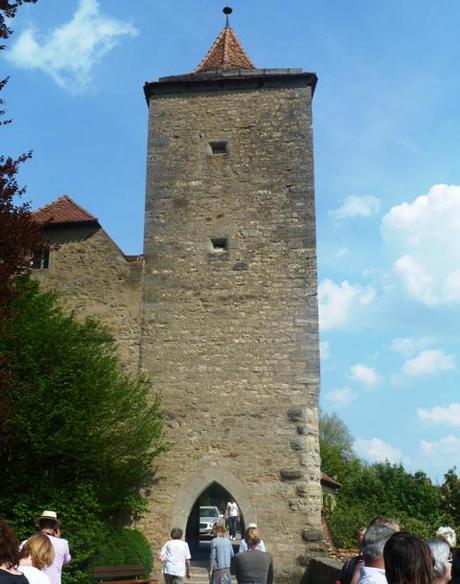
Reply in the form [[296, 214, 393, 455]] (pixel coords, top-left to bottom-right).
[[210, 237, 228, 253], [32, 246, 50, 270], [209, 141, 228, 155]]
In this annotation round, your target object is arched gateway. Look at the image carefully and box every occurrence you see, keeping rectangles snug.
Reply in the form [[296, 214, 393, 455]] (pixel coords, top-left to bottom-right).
[[139, 10, 323, 583]]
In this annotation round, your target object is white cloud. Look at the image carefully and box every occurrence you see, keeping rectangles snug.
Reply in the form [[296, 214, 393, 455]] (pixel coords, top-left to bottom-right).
[[354, 437, 402, 463], [350, 363, 380, 387], [382, 184, 460, 305], [6, 0, 137, 93], [330, 195, 381, 221], [390, 336, 433, 357], [318, 279, 376, 331], [325, 386, 357, 407], [335, 246, 349, 258], [418, 403, 460, 427], [402, 349, 455, 377], [420, 435, 460, 468]]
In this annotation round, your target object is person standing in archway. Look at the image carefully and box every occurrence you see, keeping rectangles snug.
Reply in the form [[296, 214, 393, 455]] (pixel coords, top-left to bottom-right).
[[159, 528, 191, 584], [225, 501, 239, 541]]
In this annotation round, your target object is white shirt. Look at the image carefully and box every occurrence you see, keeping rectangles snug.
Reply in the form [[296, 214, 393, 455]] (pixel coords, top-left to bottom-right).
[[19, 566, 51, 584], [160, 540, 191, 577], [226, 502, 238, 517], [358, 566, 388, 584], [238, 540, 266, 553]]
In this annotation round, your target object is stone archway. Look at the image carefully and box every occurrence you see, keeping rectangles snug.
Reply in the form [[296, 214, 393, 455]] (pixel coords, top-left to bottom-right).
[[171, 465, 256, 536]]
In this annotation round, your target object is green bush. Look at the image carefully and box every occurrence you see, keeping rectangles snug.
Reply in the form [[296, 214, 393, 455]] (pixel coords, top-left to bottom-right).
[[92, 528, 153, 576]]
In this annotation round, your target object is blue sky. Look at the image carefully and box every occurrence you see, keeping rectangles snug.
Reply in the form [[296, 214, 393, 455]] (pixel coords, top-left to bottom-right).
[[4, 0, 460, 481]]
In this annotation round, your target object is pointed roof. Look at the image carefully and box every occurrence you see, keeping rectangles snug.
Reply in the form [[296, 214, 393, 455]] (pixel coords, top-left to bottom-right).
[[33, 195, 98, 225], [195, 24, 255, 73]]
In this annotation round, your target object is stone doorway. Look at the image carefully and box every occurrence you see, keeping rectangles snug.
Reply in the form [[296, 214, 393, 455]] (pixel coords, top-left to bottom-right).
[[185, 481, 246, 550]]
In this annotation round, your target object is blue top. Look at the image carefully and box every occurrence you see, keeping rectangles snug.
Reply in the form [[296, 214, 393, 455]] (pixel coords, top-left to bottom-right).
[[209, 536, 234, 570]]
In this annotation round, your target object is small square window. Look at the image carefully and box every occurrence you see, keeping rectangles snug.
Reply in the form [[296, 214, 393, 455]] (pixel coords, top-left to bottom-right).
[[209, 141, 228, 155], [209, 237, 228, 253]]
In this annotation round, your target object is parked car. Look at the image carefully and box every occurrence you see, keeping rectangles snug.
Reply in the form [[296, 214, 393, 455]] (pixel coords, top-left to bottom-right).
[[199, 505, 221, 538]]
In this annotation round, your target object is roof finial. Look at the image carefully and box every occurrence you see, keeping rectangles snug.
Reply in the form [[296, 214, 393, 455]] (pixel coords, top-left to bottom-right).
[[223, 6, 233, 28]]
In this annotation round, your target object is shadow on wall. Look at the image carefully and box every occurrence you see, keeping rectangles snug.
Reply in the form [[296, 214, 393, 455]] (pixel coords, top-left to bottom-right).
[[301, 557, 341, 584]]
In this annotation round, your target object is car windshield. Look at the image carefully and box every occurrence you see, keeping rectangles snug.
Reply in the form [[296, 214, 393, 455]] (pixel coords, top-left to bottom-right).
[[200, 507, 218, 518]]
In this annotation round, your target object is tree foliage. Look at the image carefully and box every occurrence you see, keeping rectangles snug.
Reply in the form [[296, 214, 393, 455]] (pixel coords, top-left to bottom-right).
[[0, 277, 164, 519], [319, 411, 459, 548], [1, 0, 42, 306]]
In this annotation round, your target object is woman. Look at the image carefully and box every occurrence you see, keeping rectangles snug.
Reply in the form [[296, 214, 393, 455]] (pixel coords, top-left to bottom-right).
[[208, 521, 234, 584], [231, 527, 273, 584], [427, 539, 452, 584], [383, 532, 432, 584], [0, 520, 28, 584], [19, 534, 55, 584]]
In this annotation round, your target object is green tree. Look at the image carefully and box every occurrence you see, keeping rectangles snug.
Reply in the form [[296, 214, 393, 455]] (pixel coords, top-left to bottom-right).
[[0, 277, 164, 520], [319, 410, 355, 479]]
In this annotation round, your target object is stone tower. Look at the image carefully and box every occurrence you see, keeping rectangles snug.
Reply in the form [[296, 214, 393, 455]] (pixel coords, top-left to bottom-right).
[[141, 12, 323, 582]]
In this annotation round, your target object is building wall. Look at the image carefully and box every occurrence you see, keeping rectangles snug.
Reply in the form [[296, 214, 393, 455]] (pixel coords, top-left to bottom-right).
[[33, 224, 143, 373], [141, 81, 323, 581]]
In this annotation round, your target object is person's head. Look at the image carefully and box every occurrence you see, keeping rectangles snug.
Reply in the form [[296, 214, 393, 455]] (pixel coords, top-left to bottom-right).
[[212, 520, 227, 537], [362, 523, 398, 567], [427, 539, 452, 583], [435, 526, 456, 549], [170, 528, 183, 540], [369, 517, 401, 532], [19, 534, 55, 570], [384, 532, 432, 584], [245, 527, 261, 550], [36, 511, 60, 534], [0, 520, 20, 569]]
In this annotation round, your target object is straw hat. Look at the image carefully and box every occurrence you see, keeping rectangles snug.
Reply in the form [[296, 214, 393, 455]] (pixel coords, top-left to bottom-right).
[[36, 510, 60, 526]]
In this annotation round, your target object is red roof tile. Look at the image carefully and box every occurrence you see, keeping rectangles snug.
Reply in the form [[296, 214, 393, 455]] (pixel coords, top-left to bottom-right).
[[33, 195, 98, 225], [195, 25, 255, 73]]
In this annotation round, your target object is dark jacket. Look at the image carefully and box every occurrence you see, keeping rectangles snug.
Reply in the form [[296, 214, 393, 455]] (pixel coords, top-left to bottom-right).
[[230, 550, 273, 584]]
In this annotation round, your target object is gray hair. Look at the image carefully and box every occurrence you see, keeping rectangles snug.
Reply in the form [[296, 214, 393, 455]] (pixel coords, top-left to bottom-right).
[[362, 524, 398, 563], [427, 539, 451, 581]]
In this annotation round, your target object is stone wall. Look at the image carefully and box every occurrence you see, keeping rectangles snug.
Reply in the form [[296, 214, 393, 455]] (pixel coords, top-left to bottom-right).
[[33, 224, 143, 373], [141, 76, 323, 582], [301, 557, 342, 584]]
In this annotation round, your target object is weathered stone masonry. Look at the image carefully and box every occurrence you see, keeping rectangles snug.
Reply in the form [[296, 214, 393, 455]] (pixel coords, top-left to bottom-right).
[[140, 69, 323, 582]]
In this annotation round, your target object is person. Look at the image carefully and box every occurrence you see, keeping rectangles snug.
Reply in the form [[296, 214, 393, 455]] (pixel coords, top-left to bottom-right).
[[231, 527, 273, 584], [19, 534, 54, 584], [435, 525, 459, 584], [383, 532, 432, 584], [159, 528, 191, 584], [29, 511, 71, 584], [427, 538, 452, 584], [225, 502, 239, 541], [238, 525, 266, 553], [340, 527, 366, 584], [357, 522, 399, 584], [209, 521, 233, 584], [344, 519, 400, 584], [0, 520, 29, 584]]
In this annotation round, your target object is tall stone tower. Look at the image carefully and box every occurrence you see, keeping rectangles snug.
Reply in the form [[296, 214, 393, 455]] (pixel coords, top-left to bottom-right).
[[141, 10, 323, 582]]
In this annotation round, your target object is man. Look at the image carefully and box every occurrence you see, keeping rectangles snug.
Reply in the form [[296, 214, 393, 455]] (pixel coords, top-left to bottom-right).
[[159, 527, 191, 584], [33, 511, 71, 584], [358, 522, 398, 584], [225, 501, 239, 541]]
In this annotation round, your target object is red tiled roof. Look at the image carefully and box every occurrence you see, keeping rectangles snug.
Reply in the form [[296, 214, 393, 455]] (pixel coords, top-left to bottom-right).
[[33, 195, 98, 225], [321, 471, 342, 489], [195, 25, 255, 73]]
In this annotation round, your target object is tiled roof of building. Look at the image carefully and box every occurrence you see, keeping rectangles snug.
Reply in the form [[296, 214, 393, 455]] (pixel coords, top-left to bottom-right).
[[195, 25, 255, 73], [33, 195, 98, 225]]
